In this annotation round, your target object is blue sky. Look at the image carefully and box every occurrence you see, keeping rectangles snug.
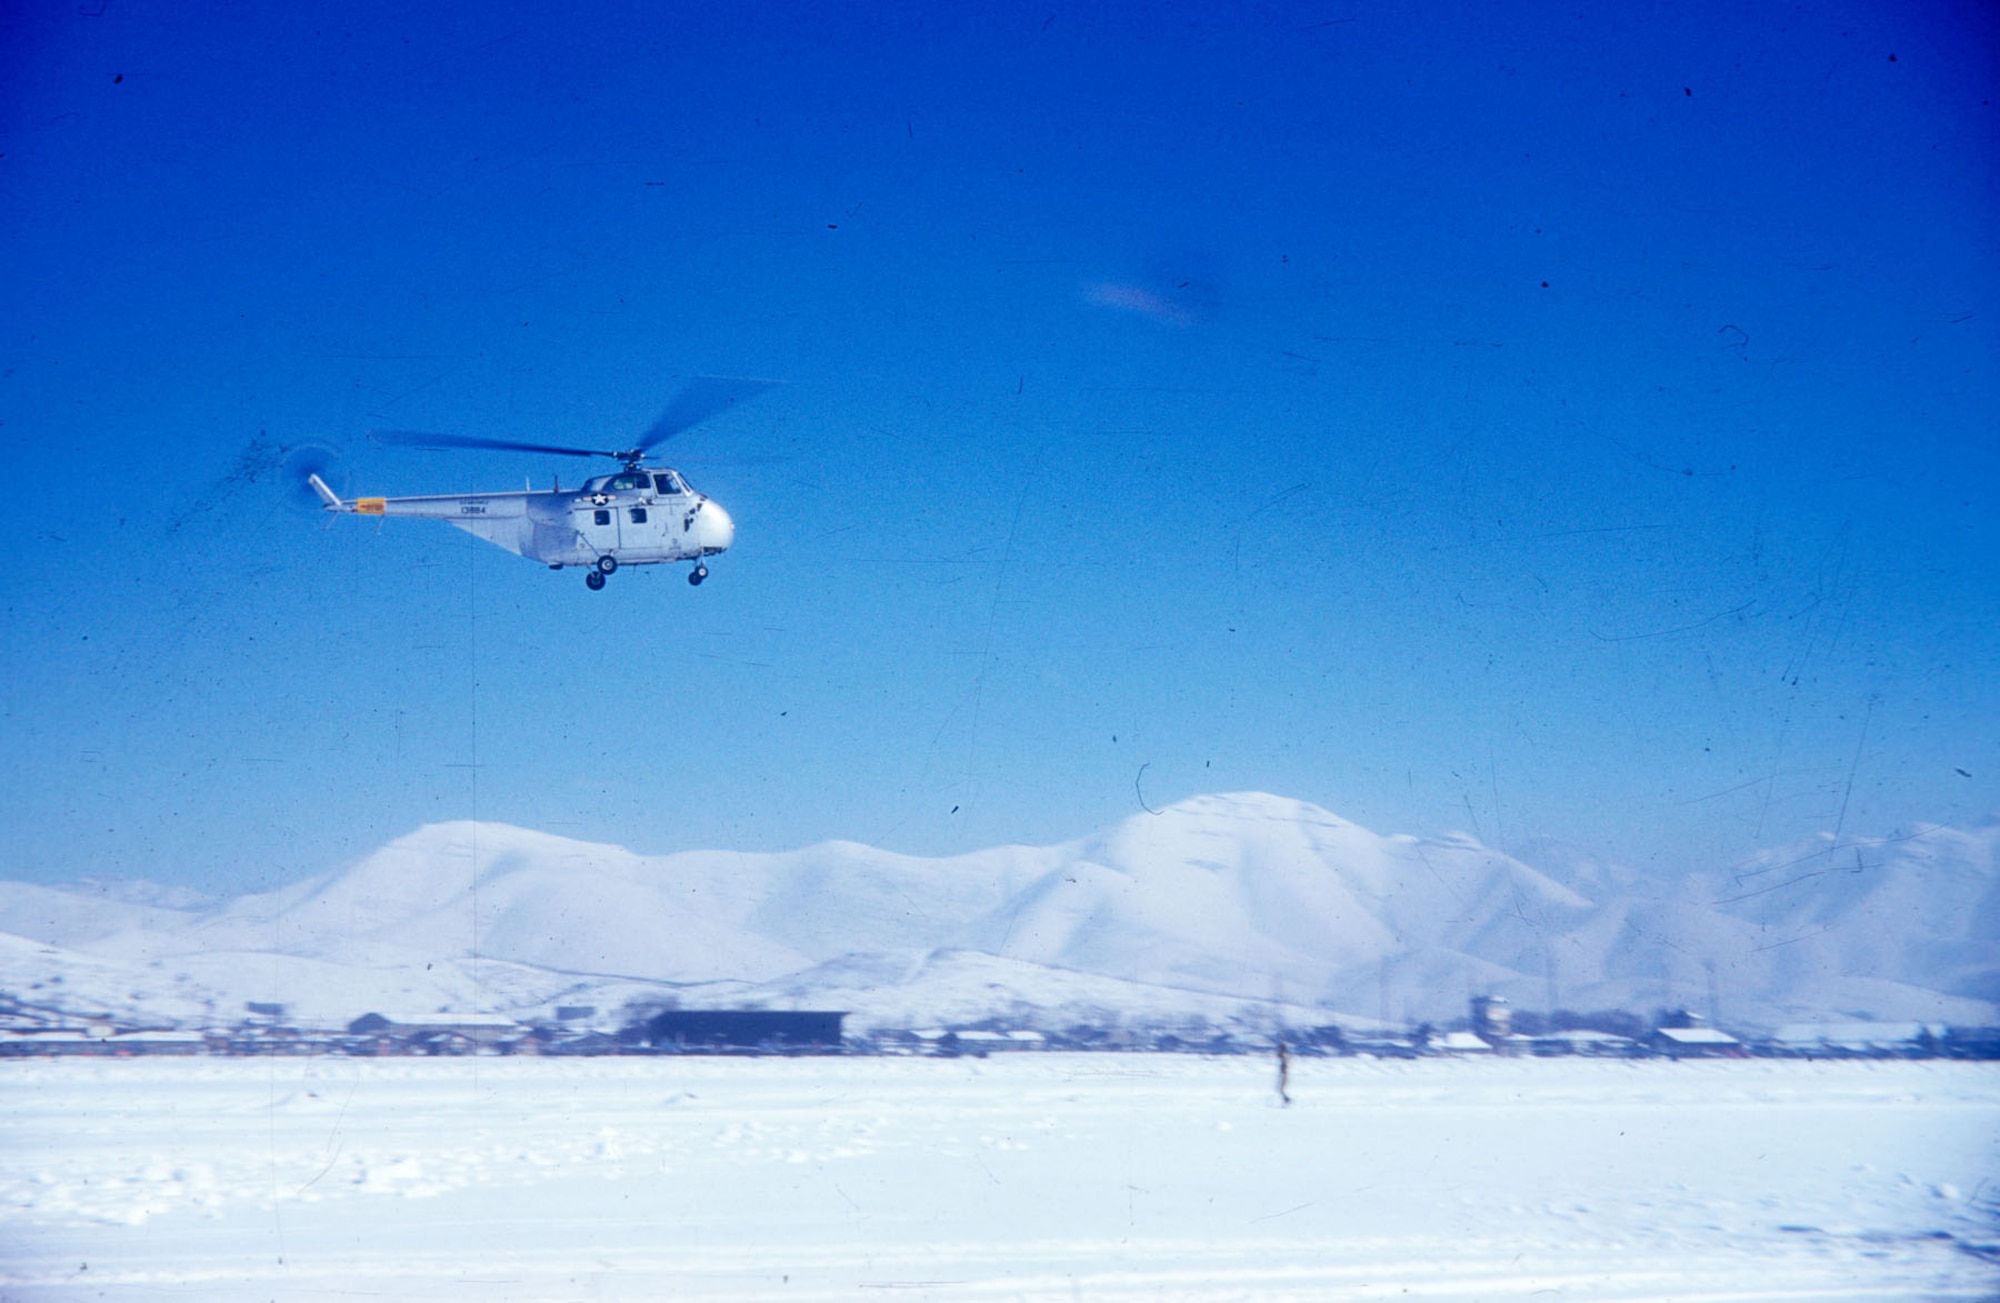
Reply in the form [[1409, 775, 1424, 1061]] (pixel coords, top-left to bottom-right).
[[3, 1, 1995, 894]]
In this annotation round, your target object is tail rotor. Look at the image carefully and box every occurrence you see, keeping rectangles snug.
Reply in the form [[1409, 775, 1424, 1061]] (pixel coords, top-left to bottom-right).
[[281, 442, 345, 515]]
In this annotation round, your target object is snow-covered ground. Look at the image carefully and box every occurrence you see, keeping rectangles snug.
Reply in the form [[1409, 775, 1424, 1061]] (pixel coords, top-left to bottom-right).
[[3, 1055, 1996, 1300]]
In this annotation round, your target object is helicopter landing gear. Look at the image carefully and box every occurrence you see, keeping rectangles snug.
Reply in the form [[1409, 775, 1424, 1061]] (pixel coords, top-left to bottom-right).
[[595, 555, 618, 576], [689, 563, 709, 586], [585, 570, 607, 591]]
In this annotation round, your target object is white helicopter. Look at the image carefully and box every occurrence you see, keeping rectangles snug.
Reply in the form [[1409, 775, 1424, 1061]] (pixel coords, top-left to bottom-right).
[[308, 378, 773, 590]]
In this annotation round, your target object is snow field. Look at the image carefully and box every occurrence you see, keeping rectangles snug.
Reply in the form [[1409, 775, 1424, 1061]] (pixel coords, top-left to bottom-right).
[[2, 1055, 1996, 1300]]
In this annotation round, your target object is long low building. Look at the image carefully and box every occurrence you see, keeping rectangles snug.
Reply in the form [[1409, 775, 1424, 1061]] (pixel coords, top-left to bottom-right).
[[347, 1013, 526, 1044], [1768, 1023, 1945, 1056], [1646, 1026, 1745, 1058], [0, 1029, 213, 1056], [629, 1009, 846, 1053]]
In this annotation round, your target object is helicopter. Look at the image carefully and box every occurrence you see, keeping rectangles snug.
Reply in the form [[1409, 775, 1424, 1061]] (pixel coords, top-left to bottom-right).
[[308, 377, 774, 590]]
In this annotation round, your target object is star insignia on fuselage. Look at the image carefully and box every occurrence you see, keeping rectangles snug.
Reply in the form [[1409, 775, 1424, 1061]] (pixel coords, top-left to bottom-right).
[[590, 493, 612, 506]]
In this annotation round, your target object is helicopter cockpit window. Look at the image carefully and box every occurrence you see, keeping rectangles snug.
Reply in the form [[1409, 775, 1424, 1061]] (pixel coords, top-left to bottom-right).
[[653, 472, 688, 495], [609, 473, 649, 492]]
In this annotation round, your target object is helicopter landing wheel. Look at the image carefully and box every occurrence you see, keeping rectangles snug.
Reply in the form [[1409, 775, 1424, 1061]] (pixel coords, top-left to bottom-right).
[[595, 555, 618, 576], [689, 563, 708, 587], [585, 570, 607, 591]]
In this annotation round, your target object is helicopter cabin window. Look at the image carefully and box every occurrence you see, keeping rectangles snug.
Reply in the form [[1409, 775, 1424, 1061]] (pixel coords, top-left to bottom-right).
[[653, 472, 688, 495], [593, 509, 611, 527], [630, 507, 648, 524]]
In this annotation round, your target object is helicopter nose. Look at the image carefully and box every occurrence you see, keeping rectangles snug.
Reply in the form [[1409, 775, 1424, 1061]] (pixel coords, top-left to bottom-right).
[[700, 501, 735, 552]]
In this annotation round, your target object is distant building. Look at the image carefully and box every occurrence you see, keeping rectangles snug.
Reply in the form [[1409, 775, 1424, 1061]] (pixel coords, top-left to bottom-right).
[[543, 1029, 623, 1056], [903, 1029, 966, 1055], [953, 1030, 1046, 1051], [1530, 1030, 1638, 1057], [1432, 1030, 1495, 1054], [106, 1030, 209, 1056], [1769, 1023, 1944, 1058], [0, 1029, 108, 1056], [1944, 1027, 2000, 1060], [1470, 995, 1513, 1042], [0, 1026, 211, 1056], [227, 1023, 318, 1055], [347, 1013, 525, 1050], [628, 1009, 845, 1053], [1646, 1026, 1743, 1059]]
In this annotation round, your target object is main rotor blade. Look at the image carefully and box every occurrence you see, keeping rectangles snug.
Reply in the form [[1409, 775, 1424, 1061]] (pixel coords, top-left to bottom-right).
[[633, 376, 781, 455], [370, 430, 617, 459]]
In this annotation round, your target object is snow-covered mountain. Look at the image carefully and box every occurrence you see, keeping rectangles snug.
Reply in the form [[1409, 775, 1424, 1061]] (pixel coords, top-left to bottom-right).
[[2, 793, 1994, 1033]]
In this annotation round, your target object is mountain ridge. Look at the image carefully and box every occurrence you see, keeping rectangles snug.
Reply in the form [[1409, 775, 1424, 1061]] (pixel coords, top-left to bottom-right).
[[1, 793, 1993, 1033]]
